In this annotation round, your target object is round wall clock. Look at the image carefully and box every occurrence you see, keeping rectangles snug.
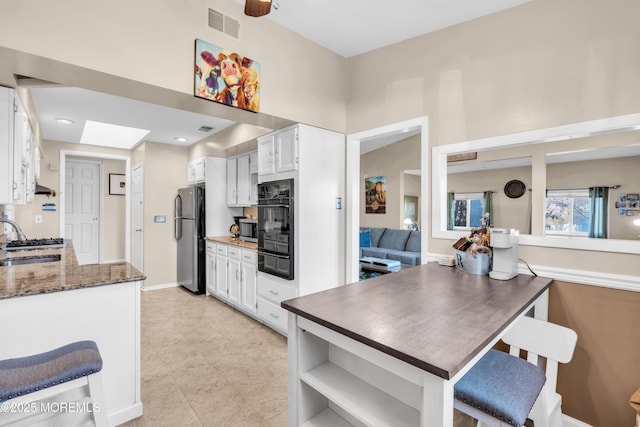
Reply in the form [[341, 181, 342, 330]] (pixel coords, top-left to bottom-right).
[[504, 180, 526, 198]]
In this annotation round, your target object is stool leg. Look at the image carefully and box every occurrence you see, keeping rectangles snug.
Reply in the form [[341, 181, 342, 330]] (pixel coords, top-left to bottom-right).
[[87, 372, 109, 427]]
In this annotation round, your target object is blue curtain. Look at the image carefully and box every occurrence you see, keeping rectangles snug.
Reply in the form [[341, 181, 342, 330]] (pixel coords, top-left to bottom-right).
[[447, 192, 455, 230], [483, 191, 493, 227], [588, 186, 608, 238]]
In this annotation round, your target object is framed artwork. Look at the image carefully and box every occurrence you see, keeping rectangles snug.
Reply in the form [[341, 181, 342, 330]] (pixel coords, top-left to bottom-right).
[[109, 174, 126, 195], [365, 176, 386, 214], [194, 38, 260, 112], [626, 209, 638, 216]]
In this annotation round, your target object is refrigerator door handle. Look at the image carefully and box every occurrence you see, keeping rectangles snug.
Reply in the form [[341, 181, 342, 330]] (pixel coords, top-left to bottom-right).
[[174, 195, 182, 241]]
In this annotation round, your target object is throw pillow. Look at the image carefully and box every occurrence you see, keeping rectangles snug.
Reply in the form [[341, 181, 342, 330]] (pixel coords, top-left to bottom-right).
[[359, 229, 372, 248]]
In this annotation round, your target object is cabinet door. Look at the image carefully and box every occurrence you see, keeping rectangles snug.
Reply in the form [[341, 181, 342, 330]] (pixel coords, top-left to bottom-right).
[[215, 254, 228, 298], [0, 87, 14, 204], [249, 150, 258, 173], [249, 172, 258, 205], [236, 154, 251, 206], [12, 95, 26, 204], [257, 136, 275, 176], [241, 261, 257, 314], [187, 161, 196, 184], [206, 251, 216, 295], [193, 158, 206, 183], [275, 127, 298, 173], [226, 157, 237, 205], [228, 257, 241, 305]]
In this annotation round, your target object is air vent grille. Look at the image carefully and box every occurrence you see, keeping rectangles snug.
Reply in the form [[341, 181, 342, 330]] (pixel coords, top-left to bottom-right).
[[208, 8, 240, 39], [197, 125, 215, 133]]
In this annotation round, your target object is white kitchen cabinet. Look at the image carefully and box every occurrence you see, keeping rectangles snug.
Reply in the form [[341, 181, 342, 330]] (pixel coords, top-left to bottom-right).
[[257, 128, 298, 179], [240, 249, 258, 314], [206, 242, 216, 296], [256, 123, 346, 336], [0, 87, 34, 205], [227, 246, 241, 305], [227, 153, 252, 206], [187, 158, 206, 184], [214, 245, 228, 298], [249, 150, 258, 173]]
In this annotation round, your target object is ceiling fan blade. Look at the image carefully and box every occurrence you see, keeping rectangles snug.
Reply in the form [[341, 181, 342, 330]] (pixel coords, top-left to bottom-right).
[[245, 0, 272, 17]]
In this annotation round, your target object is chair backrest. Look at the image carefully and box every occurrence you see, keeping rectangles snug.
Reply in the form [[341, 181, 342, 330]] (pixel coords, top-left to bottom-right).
[[502, 315, 578, 414]]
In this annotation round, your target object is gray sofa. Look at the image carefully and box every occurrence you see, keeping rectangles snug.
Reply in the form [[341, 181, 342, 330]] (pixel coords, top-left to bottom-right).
[[359, 227, 421, 265]]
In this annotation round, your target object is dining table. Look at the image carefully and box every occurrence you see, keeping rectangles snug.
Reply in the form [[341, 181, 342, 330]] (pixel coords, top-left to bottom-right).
[[281, 261, 553, 427]]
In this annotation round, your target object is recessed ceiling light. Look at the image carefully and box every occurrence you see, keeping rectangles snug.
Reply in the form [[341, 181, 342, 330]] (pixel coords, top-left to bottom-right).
[[80, 120, 150, 149], [55, 118, 74, 124], [174, 137, 188, 143]]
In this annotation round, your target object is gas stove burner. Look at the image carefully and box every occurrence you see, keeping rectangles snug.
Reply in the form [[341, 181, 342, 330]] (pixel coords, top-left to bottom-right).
[[4, 238, 65, 250]]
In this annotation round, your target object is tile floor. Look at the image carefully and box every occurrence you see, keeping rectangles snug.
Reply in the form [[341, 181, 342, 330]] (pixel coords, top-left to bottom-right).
[[120, 286, 475, 426]]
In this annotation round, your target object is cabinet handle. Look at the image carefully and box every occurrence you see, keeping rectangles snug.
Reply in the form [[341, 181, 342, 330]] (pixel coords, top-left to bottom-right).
[[269, 290, 279, 296], [270, 313, 279, 319]]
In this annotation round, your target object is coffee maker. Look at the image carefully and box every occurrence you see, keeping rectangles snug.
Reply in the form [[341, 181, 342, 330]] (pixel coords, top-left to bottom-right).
[[489, 228, 519, 280]]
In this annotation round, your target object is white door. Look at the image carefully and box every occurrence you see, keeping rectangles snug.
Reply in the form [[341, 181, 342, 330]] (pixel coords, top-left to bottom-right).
[[132, 164, 143, 272], [65, 160, 101, 265]]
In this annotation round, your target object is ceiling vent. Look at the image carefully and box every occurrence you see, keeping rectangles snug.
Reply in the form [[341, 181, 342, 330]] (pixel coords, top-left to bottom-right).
[[208, 8, 240, 39], [196, 125, 215, 133]]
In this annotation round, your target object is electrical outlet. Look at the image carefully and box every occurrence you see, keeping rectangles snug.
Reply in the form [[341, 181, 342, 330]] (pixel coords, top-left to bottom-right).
[[35, 215, 43, 224]]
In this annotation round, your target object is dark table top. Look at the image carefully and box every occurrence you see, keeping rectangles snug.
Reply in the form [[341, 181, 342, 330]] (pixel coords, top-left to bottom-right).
[[282, 262, 553, 380]]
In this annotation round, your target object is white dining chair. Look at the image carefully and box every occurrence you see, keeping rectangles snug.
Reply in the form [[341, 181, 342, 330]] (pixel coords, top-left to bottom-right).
[[454, 316, 578, 427], [0, 340, 108, 427]]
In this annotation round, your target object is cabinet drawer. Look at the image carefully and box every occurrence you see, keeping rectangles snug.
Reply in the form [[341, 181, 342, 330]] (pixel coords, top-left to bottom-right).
[[257, 297, 288, 332], [228, 246, 241, 259], [258, 277, 296, 303], [241, 249, 257, 264], [215, 244, 228, 256], [206, 241, 215, 255]]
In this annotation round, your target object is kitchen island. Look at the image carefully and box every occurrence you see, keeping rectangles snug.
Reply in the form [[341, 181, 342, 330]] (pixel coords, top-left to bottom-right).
[[281, 262, 553, 427], [0, 242, 145, 426]]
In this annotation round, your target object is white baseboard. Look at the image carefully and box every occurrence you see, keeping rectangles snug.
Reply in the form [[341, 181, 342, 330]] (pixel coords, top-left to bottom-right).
[[100, 258, 126, 264], [108, 402, 143, 426], [563, 414, 593, 427], [142, 282, 178, 292]]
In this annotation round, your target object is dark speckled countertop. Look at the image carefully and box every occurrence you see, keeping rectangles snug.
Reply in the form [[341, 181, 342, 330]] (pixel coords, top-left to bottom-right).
[[0, 242, 146, 300]]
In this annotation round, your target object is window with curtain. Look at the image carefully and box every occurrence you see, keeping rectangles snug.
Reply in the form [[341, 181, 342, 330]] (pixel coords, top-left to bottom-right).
[[588, 186, 609, 238], [450, 192, 485, 230]]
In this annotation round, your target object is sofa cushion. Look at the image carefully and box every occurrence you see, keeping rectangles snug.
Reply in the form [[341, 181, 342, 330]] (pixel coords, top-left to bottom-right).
[[359, 228, 371, 248], [386, 250, 421, 266], [406, 231, 421, 252], [370, 228, 387, 247], [360, 247, 389, 259], [378, 229, 411, 251]]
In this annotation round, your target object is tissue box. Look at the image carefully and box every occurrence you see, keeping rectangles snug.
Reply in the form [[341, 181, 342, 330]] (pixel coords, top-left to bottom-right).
[[453, 249, 490, 275]]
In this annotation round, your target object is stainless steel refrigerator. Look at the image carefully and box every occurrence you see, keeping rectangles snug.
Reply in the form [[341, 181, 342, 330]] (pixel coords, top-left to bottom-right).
[[174, 186, 206, 294]]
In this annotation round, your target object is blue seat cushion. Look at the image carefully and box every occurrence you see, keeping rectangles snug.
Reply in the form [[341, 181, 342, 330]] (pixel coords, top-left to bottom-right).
[[386, 250, 420, 266], [360, 247, 389, 259], [0, 341, 103, 402], [454, 349, 546, 427], [359, 228, 371, 248], [405, 230, 421, 252]]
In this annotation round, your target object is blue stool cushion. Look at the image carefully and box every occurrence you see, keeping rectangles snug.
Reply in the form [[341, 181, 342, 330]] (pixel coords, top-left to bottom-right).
[[454, 349, 546, 427], [0, 340, 103, 402]]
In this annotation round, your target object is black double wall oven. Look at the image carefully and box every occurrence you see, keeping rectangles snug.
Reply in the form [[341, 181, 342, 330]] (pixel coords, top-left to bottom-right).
[[257, 179, 294, 280]]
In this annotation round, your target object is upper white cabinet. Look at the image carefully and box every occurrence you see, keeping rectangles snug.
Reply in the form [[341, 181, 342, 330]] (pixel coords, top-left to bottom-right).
[[1, 87, 34, 205], [187, 157, 206, 184], [257, 127, 298, 179], [227, 151, 256, 207]]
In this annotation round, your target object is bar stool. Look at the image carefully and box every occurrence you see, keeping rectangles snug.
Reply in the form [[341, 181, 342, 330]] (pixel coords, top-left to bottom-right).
[[0, 340, 108, 427], [454, 316, 577, 427]]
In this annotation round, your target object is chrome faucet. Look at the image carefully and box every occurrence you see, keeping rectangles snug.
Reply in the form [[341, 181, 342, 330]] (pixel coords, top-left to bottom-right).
[[0, 219, 27, 241]]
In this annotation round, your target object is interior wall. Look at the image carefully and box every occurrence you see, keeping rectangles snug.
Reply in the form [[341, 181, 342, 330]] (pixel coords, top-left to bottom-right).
[[0, 0, 347, 133], [360, 135, 420, 229], [347, 1, 640, 424], [141, 142, 188, 287]]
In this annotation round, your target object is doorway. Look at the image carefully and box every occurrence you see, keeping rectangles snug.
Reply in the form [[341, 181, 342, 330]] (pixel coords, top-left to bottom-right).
[[60, 150, 131, 265], [346, 117, 429, 283], [131, 163, 143, 272]]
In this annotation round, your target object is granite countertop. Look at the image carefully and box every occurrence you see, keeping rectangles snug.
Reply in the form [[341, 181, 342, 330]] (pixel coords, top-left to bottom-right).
[[205, 236, 258, 250], [282, 262, 553, 380], [0, 242, 145, 300]]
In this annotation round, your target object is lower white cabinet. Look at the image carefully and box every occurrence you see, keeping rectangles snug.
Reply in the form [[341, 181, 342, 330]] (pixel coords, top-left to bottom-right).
[[257, 273, 297, 333], [206, 241, 258, 317]]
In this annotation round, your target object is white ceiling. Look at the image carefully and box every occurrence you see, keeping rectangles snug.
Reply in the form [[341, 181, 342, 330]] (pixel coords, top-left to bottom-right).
[[247, 0, 533, 58], [29, 1, 533, 149]]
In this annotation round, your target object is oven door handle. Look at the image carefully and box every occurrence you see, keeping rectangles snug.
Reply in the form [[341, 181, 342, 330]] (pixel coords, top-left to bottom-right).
[[258, 203, 290, 208], [258, 250, 290, 260]]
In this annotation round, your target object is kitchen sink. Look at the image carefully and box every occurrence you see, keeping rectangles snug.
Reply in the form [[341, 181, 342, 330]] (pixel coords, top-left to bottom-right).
[[0, 254, 62, 266]]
